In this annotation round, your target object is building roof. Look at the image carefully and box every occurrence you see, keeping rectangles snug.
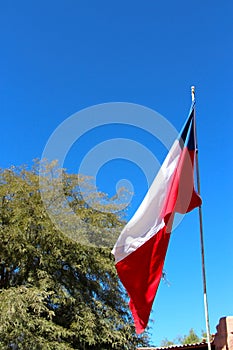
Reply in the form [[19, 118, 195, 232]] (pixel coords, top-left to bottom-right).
[[137, 339, 215, 350]]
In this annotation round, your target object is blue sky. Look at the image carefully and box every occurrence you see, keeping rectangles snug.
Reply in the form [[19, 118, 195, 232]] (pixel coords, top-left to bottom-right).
[[1, 0, 233, 346]]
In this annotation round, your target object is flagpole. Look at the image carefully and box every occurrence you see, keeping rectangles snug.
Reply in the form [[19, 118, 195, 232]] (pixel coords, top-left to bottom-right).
[[191, 86, 211, 350]]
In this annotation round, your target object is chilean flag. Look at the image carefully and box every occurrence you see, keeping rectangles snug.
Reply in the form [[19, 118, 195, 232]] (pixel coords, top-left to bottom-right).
[[111, 105, 202, 334]]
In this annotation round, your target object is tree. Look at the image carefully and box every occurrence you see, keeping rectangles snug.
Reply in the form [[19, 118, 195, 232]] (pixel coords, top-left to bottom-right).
[[160, 329, 215, 347], [179, 329, 201, 345], [0, 162, 149, 349], [161, 329, 201, 347], [160, 338, 176, 347]]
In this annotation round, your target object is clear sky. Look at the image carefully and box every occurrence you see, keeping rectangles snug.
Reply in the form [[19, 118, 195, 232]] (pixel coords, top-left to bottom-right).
[[1, 0, 233, 346]]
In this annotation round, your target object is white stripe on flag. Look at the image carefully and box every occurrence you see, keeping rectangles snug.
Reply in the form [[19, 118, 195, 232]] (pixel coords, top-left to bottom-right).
[[112, 140, 182, 263]]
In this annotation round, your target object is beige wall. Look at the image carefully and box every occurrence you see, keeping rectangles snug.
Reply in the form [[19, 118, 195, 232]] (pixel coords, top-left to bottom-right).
[[214, 317, 233, 350]]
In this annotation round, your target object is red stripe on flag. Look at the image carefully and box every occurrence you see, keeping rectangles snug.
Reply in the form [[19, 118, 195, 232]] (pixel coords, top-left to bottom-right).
[[116, 226, 170, 334]]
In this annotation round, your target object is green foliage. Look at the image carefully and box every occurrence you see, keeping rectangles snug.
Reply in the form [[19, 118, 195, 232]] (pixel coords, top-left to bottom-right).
[[0, 162, 149, 349], [160, 329, 215, 347], [160, 338, 176, 347], [179, 329, 201, 345], [160, 329, 201, 346]]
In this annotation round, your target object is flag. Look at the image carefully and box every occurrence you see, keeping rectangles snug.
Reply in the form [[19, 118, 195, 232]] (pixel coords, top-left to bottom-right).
[[111, 104, 202, 334]]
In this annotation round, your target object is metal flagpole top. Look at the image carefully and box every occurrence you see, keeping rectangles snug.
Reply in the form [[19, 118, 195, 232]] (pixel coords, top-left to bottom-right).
[[191, 86, 195, 102]]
